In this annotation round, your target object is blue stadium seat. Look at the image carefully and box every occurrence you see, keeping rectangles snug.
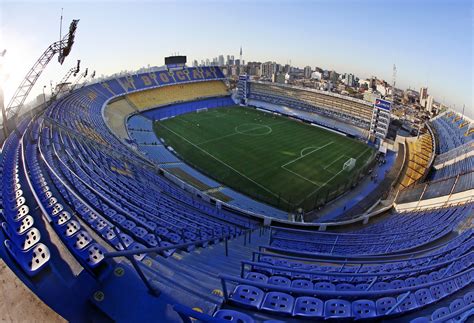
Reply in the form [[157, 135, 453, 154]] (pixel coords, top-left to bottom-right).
[[376, 297, 399, 316], [245, 272, 268, 283], [291, 279, 313, 290], [324, 299, 351, 319], [414, 289, 434, 306], [261, 292, 294, 315], [213, 309, 255, 323], [267, 275, 291, 287], [230, 285, 264, 309], [352, 299, 377, 319], [431, 307, 452, 323], [293, 296, 324, 318]]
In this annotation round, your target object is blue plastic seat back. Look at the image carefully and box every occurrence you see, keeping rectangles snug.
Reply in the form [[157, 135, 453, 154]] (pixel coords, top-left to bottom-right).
[[398, 293, 418, 312], [431, 307, 452, 322], [373, 282, 390, 291], [352, 299, 376, 319], [268, 275, 291, 287], [293, 296, 323, 318], [355, 283, 369, 291], [415, 289, 434, 306], [430, 284, 447, 300], [213, 309, 255, 323], [376, 297, 399, 316], [261, 292, 294, 315], [390, 280, 406, 290], [324, 299, 351, 318], [291, 279, 313, 290], [336, 283, 355, 291], [465, 292, 474, 305], [405, 277, 418, 287], [443, 280, 457, 294], [416, 274, 431, 285], [314, 282, 335, 291], [230, 285, 264, 309], [245, 272, 268, 283], [449, 298, 466, 312]]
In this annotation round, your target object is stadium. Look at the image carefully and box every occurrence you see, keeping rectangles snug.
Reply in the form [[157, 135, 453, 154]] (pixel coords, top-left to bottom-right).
[[0, 9, 473, 323]]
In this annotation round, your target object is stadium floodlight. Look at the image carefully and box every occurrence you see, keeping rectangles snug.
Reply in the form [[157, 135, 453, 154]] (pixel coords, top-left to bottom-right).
[[80, 70, 96, 89], [4, 19, 79, 134], [70, 67, 89, 92], [52, 59, 81, 98]]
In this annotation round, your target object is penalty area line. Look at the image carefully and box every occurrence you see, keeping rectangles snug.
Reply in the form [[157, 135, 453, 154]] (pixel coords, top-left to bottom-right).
[[281, 141, 334, 168]]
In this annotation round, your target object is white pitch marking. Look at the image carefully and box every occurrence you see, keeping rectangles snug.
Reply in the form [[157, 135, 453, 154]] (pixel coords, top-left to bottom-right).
[[195, 120, 287, 146], [282, 167, 322, 187], [298, 167, 346, 204], [324, 154, 350, 170], [279, 142, 334, 188], [158, 123, 290, 203], [281, 142, 334, 168], [298, 147, 372, 204]]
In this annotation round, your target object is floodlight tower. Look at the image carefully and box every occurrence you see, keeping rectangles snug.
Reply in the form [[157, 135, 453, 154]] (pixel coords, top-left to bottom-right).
[[3, 18, 79, 135], [70, 67, 88, 91], [52, 59, 81, 98], [80, 70, 96, 88]]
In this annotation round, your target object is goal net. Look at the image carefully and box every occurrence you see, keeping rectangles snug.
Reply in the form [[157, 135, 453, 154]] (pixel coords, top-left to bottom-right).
[[196, 108, 208, 113], [343, 158, 356, 172]]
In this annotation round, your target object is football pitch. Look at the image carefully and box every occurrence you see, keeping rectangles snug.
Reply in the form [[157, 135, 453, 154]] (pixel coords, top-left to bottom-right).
[[154, 106, 375, 211]]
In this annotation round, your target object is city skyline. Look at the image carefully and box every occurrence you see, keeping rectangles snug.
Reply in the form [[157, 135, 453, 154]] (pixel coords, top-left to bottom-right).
[[0, 0, 472, 117]]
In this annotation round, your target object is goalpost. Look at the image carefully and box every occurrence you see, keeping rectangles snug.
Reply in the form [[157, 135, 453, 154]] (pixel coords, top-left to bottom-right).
[[343, 158, 356, 172], [196, 107, 208, 113]]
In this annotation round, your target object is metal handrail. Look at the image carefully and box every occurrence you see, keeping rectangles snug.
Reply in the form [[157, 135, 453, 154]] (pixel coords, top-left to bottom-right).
[[241, 250, 472, 279], [104, 226, 259, 259], [219, 266, 473, 300]]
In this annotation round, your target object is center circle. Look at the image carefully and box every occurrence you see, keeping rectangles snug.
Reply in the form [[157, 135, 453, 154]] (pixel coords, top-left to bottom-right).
[[235, 123, 272, 136]]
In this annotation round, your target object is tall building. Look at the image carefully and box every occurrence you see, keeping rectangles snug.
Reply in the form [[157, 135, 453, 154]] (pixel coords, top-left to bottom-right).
[[247, 62, 262, 76], [370, 76, 377, 91], [218, 55, 225, 66], [329, 71, 339, 83], [419, 87, 429, 110], [322, 70, 330, 80], [261, 61, 277, 78], [419, 87, 428, 101], [426, 95, 434, 113], [304, 66, 312, 79], [344, 73, 355, 87]]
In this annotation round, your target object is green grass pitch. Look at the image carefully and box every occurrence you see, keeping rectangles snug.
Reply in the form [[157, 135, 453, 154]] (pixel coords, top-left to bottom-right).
[[153, 106, 375, 212]]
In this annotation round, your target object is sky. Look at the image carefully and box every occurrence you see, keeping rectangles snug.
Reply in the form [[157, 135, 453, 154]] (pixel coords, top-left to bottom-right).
[[0, 0, 472, 117]]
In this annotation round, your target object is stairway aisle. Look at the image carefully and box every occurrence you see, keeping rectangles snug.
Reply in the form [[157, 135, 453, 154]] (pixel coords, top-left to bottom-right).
[[142, 228, 270, 315]]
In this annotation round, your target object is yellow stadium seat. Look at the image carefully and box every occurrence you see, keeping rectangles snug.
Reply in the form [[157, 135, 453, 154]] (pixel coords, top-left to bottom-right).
[[127, 81, 228, 111]]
